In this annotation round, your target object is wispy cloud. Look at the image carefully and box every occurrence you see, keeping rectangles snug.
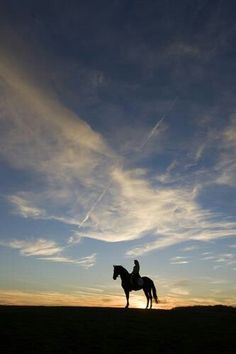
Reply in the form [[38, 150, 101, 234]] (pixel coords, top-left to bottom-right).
[[200, 251, 236, 268], [0, 289, 123, 307], [5, 120, 236, 256], [64, 160, 236, 255], [0, 238, 96, 268], [0, 48, 116, 229], [169, 287, 190, 295], [1, 37, 236, 260], [166, 42, 202, 58], [39, 253, 96, 268], [183, 245, 199, 252], [0, 46, 113, 181], [215, 116, 236, 187], [72, 166, 204, 243], [0, 239, 63, 256], [170, 256, 190, 265], [7, 195, 46, 219], [0, 288, 235, 309]]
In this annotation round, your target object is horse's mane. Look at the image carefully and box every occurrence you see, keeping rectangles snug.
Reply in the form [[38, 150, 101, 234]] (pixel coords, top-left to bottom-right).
[[115, 265, 130, 275]]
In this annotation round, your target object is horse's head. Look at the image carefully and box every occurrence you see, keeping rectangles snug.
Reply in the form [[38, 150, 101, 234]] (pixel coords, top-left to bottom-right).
[[113, 265, 120, 280]]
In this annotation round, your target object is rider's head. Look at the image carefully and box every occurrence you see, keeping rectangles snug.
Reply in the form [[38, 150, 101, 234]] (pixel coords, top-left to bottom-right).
[[134, 259, 139, 265]]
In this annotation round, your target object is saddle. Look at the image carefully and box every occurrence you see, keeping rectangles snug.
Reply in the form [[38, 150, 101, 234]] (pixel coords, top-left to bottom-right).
[[130, 275, 144, 290]]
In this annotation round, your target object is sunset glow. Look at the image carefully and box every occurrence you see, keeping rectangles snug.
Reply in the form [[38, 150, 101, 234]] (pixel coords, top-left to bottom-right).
[[0, 1, 235, 309]]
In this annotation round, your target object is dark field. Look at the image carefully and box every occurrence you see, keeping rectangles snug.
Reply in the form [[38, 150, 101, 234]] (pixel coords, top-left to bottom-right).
[[0, 305, 235, 354]]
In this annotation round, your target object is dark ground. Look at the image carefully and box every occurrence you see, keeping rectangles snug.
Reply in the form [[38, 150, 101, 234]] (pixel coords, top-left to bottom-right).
[[0, 305, 235, 354]]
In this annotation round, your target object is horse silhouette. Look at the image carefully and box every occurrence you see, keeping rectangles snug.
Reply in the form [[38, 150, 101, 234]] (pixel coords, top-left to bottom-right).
[[113, 265, 159, 309]]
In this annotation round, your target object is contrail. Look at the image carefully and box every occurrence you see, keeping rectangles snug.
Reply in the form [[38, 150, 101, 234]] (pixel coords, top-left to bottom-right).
[[139, 115, 165, 150], [78, 96, 178, 229], [139, 96, 178, 150], [78, 181, 112, 228]]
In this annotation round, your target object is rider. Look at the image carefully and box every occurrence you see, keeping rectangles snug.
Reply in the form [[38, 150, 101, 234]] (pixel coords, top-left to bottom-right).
[[131, 259, 142, 287]]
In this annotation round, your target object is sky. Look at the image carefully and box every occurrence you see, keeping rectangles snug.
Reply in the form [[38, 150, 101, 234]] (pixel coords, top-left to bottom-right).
[[0, 0, 235, 309]]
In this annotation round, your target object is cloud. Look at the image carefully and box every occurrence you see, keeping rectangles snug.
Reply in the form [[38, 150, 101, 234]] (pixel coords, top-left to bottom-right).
[[0, 238, 96, 267], [7, 195, 46, 219], [0, 289, 124, 307], [169, 287, 190, 296], [4, 104, 230, 252], [0, 46, 116, 227], [0, 46, 113, 183], [170, 256, 190, 265], [158, 295, 236, 309], [224, 117, 236, 145], [0, 288, 235, 309], [182, 245, 199, 252], [1, 36, 236, 260], [1, 51, 112, 230], [72, 166, 201, 243], [166, 42, 201, 58], [170, 261, 189, 265], [7, 192, 81, 225], [38, 253, 96, 268], [4, 107, 236, 256], [1, 238, 63, 256], [200, 251, 236, 269], [214, 116, 236, 187], [173, 279, 192, 287], [65, 161, 236, 256], [194, 142, 207, 162]]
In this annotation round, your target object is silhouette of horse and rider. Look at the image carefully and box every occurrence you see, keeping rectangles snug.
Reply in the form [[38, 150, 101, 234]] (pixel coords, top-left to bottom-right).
[[113, 260, 159, 309]]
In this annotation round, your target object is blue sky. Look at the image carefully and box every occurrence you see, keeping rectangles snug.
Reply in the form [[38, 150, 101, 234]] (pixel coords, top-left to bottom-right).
[[0, 0, 235, 308]]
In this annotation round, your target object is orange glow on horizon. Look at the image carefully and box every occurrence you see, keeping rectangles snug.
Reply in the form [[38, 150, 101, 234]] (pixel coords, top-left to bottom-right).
[[0, 289, 235, 309]]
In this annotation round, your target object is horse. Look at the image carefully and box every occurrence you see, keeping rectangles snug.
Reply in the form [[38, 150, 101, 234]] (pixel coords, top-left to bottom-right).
[[113, 265, 159, 309]]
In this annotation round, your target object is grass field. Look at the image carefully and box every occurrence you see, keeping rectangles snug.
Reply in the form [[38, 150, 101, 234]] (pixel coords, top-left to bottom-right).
[[0, 305, 235, 354]]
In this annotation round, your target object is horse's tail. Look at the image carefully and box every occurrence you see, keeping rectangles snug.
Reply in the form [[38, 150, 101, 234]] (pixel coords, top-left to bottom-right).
[[151, 281, 159, 304]]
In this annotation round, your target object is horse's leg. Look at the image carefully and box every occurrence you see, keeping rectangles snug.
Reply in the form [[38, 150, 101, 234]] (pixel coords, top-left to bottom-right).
[[143, 289, 149, 309], [124, 289, 130, 308], [149, 290, 153, 309]]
